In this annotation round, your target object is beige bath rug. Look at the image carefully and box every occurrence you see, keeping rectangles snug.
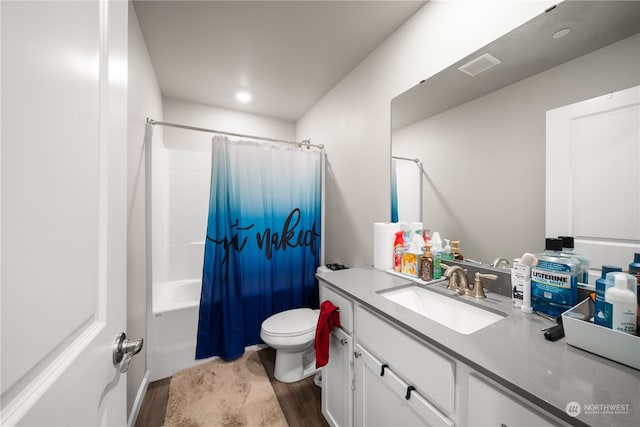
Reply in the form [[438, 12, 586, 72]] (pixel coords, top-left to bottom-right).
[[164, 351, 288, 427]]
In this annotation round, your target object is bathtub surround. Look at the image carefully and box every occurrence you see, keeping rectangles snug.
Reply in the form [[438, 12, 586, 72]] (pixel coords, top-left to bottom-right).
[[197, 136, 323, 360], [164, 351, 287, 427]]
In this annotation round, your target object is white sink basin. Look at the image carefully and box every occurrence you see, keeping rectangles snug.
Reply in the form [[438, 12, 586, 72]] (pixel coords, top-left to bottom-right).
[[379, 286, 505, 334]]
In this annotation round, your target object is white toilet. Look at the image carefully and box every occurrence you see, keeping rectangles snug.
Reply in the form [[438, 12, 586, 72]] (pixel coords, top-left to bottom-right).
[[260, 308, 320, 383]]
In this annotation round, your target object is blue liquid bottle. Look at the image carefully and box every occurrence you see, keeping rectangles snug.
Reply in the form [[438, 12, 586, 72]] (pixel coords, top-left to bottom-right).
[[531, 238, 580, 318]]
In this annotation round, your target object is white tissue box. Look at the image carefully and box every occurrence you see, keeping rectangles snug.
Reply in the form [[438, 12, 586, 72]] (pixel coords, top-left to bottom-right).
[[562, 298, 640, 370]]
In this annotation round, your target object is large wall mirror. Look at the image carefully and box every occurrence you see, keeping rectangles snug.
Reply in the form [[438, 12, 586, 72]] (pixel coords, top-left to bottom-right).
[[391, 1, 640, 266]]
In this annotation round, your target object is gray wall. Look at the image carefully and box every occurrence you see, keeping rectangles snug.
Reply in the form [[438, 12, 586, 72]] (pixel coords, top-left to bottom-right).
[[393, 34, 640, 263], [296, 1, 553, 267]]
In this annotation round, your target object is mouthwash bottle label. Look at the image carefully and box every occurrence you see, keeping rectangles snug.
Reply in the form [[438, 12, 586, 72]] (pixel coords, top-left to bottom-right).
[[531, 260, 578, 317]]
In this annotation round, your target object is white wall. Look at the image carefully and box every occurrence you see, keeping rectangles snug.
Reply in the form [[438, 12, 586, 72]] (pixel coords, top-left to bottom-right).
[[296, 0, 554, 267], [127, 2, 163, 421], [393, 34, 640, 263]]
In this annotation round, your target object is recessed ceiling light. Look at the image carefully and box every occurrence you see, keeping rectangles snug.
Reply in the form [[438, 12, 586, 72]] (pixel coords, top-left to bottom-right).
[[552, 28, 571, 39], [236, 91, 252, 103]]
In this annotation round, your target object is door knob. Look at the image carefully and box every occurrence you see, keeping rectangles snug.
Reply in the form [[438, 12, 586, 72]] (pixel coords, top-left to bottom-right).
[[113, 332, 143, 373]]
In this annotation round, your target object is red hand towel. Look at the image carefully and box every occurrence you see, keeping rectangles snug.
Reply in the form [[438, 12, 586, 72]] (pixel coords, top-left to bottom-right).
[[315, 300, 341, 368]]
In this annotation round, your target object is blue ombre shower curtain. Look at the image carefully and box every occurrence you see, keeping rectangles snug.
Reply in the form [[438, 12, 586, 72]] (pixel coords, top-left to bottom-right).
[[196, 135, 322, 361]]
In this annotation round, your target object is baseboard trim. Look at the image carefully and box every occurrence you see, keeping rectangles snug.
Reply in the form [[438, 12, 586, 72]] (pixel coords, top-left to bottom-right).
[[128, 370, 150, 427]]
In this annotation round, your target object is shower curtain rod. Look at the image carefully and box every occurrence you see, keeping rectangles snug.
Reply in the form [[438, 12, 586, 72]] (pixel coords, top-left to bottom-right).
[[147, 118, 324, 149], [392, 155, 420, 163]]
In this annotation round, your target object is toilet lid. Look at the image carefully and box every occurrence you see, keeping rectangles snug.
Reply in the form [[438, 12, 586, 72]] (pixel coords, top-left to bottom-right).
[[262, 308, 318, 337]]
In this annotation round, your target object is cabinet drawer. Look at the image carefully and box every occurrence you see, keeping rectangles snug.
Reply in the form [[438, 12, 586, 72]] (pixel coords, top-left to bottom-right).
[[467, 374, 556, 426], [356, 305, 455, 414], [320, 284, 354, 333], [355, 344, 453, 427]]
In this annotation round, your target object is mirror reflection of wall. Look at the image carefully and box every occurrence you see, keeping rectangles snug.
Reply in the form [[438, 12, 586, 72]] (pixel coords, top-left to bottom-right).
[[391, 156, 422, 223], [391, 2, 640, 265]]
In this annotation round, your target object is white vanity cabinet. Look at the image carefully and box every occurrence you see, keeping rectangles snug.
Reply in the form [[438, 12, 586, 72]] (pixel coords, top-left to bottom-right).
[[320, 285, 354, 427], [318, 278, 564, 427], [354, 344, 454, 427]]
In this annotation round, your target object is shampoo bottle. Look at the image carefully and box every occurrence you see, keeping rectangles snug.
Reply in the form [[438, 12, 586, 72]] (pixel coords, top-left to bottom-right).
[[531, 238, 580, 318], [605, 272, 637, 335], [558, 236, 591, 284], [594, 265, 622, 328]]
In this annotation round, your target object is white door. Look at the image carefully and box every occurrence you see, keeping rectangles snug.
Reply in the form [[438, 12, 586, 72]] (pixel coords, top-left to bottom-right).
[[1, 1, 130, 425], [546, 86, 640, 282]]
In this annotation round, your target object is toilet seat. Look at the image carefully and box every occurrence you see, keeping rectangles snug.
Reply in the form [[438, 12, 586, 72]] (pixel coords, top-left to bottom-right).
[[261, 308, 318, 337]]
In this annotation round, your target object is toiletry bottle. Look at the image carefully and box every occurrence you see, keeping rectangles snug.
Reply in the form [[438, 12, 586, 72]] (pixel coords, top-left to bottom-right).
[[594, 265, 622, 328], [420, 245, 433, 282], [412, 230, 426, 251], [531, 238, 580, 318], [451, 240, 464, 260], [511, 258, 528, 307], [430, 232, 443, 279], [558, 236, 591, 284], [442, 239, 454, 261], [422, 229, 431, 247], [393, 231, 404, 272], [629, 253, 640, 328], [402, 224, 412, 251], [605, 272, 638, 335]]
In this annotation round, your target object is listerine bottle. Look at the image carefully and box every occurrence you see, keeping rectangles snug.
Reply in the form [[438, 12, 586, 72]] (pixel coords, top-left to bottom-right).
[[558, 236, 590, 284], [531, 238, 580, 318]]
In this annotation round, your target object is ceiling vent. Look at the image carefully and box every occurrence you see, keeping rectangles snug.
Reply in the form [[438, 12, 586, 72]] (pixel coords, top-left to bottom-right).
[[457, 53, 502, 77]]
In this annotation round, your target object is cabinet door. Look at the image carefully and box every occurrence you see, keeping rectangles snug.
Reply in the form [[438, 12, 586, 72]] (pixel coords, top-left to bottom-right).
[[356, 305, 455, 413], [322, 328, 353, 427], [354, 345, 453, 427], [467, 374, 555, 427]]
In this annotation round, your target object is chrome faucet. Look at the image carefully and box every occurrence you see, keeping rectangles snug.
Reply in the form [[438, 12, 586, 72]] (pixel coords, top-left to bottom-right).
[[490, 257, 510, 268], [442, 264, 469, 295]]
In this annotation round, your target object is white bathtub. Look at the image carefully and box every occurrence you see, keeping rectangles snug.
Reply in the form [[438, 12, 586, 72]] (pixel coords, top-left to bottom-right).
[[152, 279, 201, 314], [148, 279, 210, 381]]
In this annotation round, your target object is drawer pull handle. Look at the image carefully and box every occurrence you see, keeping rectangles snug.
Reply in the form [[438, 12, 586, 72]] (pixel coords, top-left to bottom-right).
[[405, 385, 416, 400], [340, 338, 348, 345], [380, 364, 388, 376]]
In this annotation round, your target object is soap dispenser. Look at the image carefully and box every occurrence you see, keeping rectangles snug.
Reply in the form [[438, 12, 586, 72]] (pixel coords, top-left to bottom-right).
[[420, 245, 433, 282]]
